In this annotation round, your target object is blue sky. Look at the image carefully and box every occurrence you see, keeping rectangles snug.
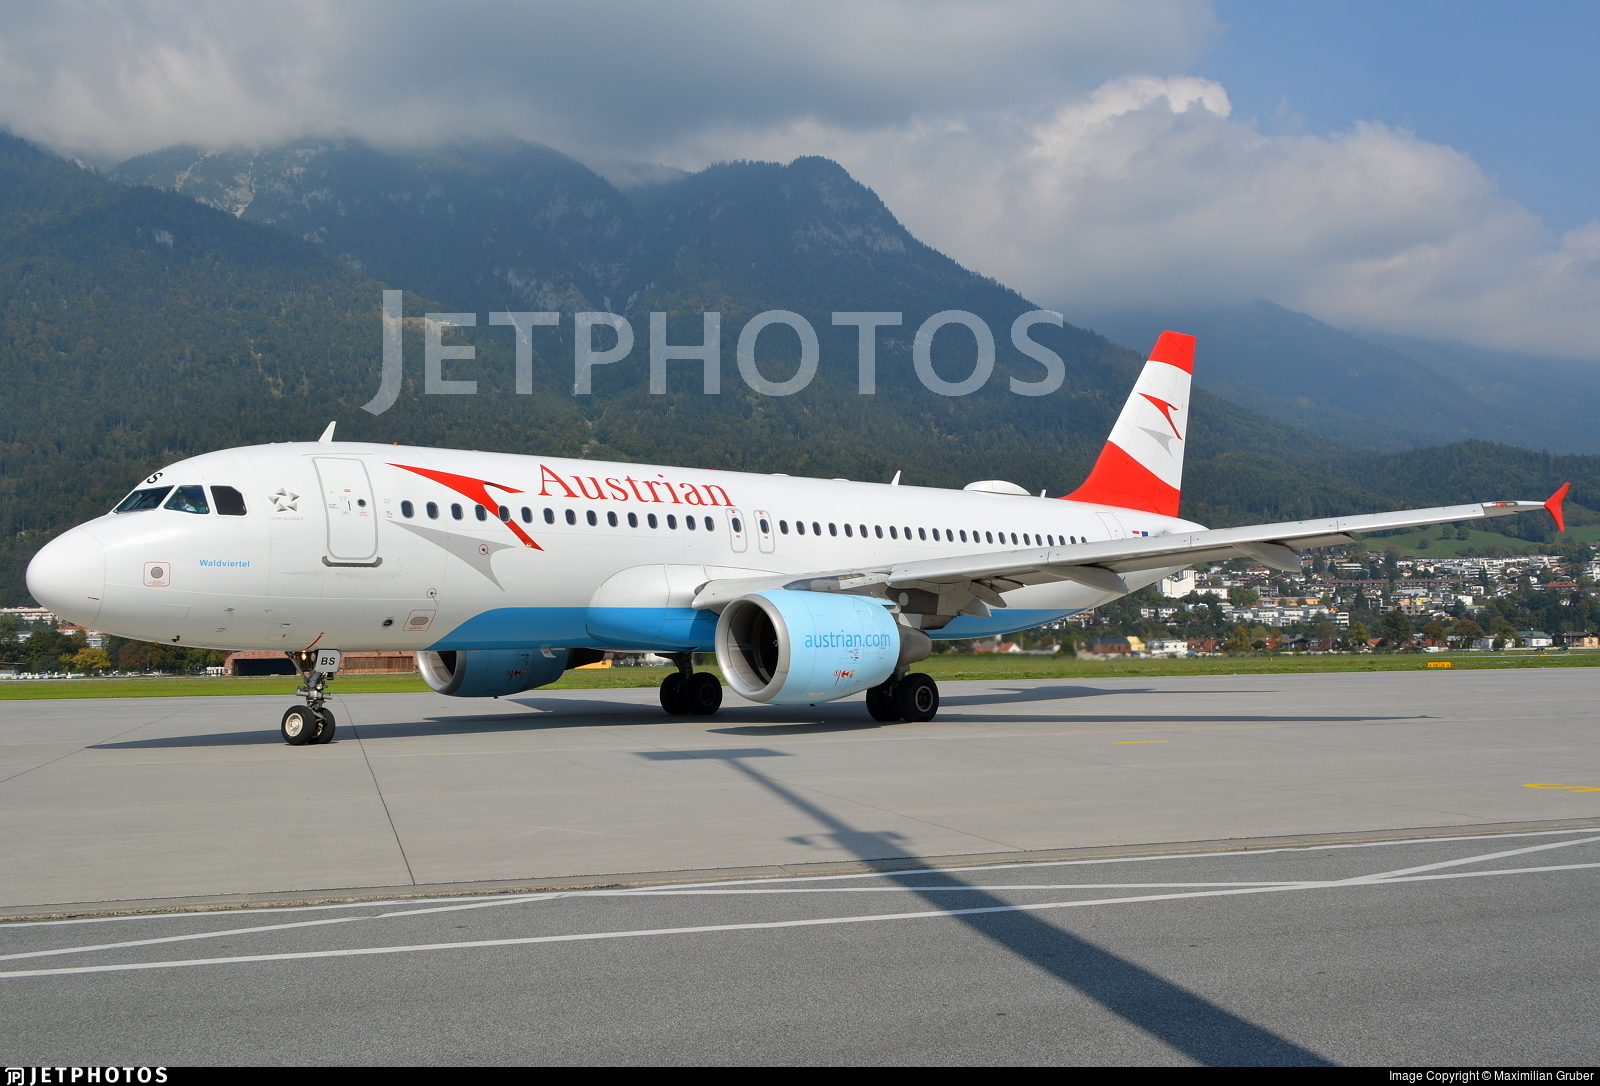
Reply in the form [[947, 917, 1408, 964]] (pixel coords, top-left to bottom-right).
[[1205, 0, 1600, 231]]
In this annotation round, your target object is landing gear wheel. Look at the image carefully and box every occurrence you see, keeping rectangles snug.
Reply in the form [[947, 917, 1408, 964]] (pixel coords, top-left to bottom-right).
[[865, 681, 900, 722], [281, 705, 317, 745], [684, 672, 723, 715], [659, 672, 689, 714], [312, 708, 337, 744], [893, 673, 939, 722]]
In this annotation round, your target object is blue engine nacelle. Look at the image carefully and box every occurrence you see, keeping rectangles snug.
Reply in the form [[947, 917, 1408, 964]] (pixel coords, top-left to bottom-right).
[[715, 590, 905, 704], [417, 647, 569, 698]]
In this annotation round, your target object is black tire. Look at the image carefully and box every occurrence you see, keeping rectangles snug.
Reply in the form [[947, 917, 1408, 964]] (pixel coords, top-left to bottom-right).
[[865, 681, 899, 722], [313, 708, 337, 744], [685, 672, 723, 715], [893, 673, 939, 722], [281, 705, 317, 745], [659, 672, 689, 714]]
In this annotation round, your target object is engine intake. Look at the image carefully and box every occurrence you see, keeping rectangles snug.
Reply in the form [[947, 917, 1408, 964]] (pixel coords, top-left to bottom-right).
[[715, 590, 926, 705]]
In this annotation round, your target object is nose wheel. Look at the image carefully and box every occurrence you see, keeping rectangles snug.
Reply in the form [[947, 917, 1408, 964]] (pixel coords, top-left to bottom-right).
[[281, 650, 339, 745]]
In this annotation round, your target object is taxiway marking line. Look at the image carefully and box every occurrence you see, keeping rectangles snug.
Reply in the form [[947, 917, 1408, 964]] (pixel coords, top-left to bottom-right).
[[7, 826, 1598, 929], [4, 858, 1596, 979], [1334, 834, 1600, 885]]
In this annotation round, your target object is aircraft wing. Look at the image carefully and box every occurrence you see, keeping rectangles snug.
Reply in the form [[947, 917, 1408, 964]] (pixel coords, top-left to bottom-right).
[[691, 491, 1566, 615]]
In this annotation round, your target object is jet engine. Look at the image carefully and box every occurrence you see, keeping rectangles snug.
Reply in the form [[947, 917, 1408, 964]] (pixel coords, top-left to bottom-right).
[[714, 589, 929, 705], [418, 647, 569, 698]]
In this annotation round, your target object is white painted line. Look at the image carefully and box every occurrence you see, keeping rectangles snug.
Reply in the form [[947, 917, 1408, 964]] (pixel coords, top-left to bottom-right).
[[1336, 835, 1600, 885], [5, 855, 1595, 979], [5, 826, 1595, 929], [0, 916, 363, 963]]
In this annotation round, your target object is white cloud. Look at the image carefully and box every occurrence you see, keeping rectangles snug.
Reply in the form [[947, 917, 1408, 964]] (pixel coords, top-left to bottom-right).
[[672, 76, 1600, 359], [2, 2, 1594, 358], [0, 0, 1213, 159]]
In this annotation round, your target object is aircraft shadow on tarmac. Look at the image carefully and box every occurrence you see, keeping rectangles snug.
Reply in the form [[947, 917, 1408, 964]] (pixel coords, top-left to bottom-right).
[[85, 682, 1415, 747], [635, 747, 1335, 1067]]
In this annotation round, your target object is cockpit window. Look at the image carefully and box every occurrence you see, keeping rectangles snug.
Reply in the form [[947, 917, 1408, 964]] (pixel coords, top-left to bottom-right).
[[163, 485, 210, 514], [114, 486, 172, 513], [211, 486, 247, 516]]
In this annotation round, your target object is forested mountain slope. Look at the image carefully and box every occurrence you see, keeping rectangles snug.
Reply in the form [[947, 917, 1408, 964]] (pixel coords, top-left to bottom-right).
[[0, 134, 1588, 605]]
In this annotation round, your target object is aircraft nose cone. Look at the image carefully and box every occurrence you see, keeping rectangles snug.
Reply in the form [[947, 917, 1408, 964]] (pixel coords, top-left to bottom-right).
[[26, 528, 105, 626]]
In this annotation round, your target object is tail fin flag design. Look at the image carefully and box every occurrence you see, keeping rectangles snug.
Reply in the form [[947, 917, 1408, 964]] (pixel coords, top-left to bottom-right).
[[1063, 331, 1195, 517]]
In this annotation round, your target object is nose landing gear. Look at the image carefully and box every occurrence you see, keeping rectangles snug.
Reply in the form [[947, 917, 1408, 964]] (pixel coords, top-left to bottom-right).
[[281, 650, 340, 745], [658, 652, 723, 715]]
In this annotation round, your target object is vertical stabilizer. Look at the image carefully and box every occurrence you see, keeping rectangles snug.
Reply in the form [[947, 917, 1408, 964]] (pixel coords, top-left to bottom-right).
[[1063, 331, 1194, 516]]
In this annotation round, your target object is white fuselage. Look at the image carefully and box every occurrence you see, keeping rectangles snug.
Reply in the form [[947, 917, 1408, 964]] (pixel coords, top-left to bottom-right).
[[27, 441, 1202, 654]]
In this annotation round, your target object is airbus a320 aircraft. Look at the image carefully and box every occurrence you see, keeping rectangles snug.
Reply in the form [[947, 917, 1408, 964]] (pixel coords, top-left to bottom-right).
[[26, 333, 1568, 745]]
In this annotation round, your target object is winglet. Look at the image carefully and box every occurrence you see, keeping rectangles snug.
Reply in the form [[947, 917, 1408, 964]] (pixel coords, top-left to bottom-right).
[[318, 421, 337, 443], [1545, 482, 1570, 533]]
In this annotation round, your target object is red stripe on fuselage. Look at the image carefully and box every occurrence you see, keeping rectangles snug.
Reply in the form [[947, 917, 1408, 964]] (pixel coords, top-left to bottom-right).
[[389, 464, 542, 549]]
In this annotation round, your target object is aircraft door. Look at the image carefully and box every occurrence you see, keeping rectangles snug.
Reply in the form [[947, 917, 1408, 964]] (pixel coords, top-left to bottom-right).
[[754, 510, 775, 553], [315, 457, 379, 564], [728, 509, 748, 553]]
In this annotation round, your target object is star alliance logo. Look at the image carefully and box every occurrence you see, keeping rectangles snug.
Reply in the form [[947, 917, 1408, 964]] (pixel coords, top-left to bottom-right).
[[269, 488, 299, 512]]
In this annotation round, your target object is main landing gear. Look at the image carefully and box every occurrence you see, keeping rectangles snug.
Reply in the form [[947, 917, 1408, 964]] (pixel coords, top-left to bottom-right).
[[865, 670, 940, 723], [281, 650, 338, 746], [658, 653, 723, 716]]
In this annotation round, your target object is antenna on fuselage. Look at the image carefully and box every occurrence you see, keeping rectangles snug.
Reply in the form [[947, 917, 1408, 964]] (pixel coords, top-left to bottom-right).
[[890, 470, 901, 486], [317, 421, 337, 443]]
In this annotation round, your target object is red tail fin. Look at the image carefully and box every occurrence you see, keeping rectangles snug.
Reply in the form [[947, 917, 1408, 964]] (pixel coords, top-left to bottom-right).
[[1064, 331, 1195, 516]]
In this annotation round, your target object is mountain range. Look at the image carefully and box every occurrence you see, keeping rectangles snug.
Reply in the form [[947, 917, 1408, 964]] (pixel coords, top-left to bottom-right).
[[0, 132, 1592, 605]]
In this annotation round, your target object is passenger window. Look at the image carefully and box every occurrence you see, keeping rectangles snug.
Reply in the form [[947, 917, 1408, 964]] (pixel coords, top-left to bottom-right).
[[427, 502, 439, 519], [628, 512, 638, 527], [875, 526, 883, 538], [164, 485, 210, 514], [498, 505, 510, 522], [960, 530, 968, 542], [667, 515, 678, 529], [859, 525, 867, 537], [843, 524, 852, 537], [607, 511, 618, 527], [649, 513, 659, 528], [917, 528, 926, 541], [704, 516, 714, 531], [760, 518, 770, 534], [985, 531, 993, 543], [211, 486, 247, 516], [475, 504, 487, 521], [1010, 533, 1018, 545], [1023, 533, 1030, 545], [114, 486, 172, 513], [565, 508, 576, 525], [889, 526, 898, 539], [521, 507, 533, 523], [779, 520, 788, 534], [687, 515, 697, 530], [586, 510, 598, 526], [812, 521, 821, 535], [796, 521, 806, 535], [451, 503, 463, 520], [400, 500, 414, 519], [829, 523, 838, 537]]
